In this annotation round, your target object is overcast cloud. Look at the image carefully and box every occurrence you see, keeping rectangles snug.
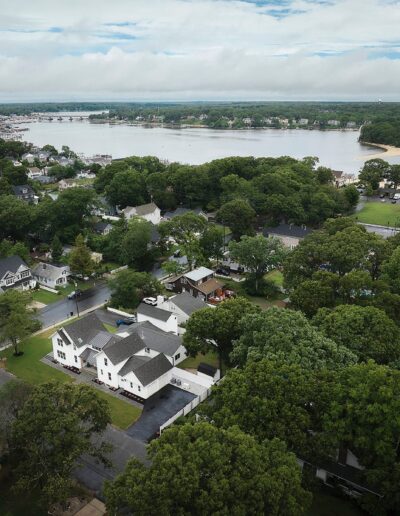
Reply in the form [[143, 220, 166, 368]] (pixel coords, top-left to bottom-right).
[[0, 0, 399, 101]]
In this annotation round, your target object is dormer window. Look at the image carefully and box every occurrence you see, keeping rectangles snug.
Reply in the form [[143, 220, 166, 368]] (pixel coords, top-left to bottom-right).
[[145, 347, 150, 353]]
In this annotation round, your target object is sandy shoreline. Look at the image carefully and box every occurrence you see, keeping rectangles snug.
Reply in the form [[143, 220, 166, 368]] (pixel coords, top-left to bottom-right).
[[360, 141, 400, 160]]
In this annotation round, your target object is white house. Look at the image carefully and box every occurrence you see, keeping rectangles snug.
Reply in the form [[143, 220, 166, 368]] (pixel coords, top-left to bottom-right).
[[58, 178, 78, 190], [0, 256, 36, 293], [32, 263, 70, 289], [159, 292, 207, 325], [136, 302, 178, 334], [51, 312, 187, 400], [27, 167, 42, 180], [122, 202, 161, 225]]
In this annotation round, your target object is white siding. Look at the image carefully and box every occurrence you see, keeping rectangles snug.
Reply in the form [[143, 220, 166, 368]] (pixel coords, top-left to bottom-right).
[[121, 369, 172, 399], [95, 350, 126, 389], [51, 332, 83, 369]]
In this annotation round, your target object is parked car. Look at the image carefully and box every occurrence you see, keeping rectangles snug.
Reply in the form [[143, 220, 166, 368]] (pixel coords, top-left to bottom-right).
[[379, 193, 385, 199], [215, 267, 231, 276], [143, 297, 157, 306], [68, 289, 82, 300], [392, 199, 397, 204], [116, 316, 137, 327]]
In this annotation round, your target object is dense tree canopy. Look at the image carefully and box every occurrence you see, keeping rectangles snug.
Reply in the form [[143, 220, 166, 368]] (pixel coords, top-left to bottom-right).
[[231, 307, 357, 370], [313, 305, 400, 364], [108, 269, 160, 310], [105, 422, 311, 516]]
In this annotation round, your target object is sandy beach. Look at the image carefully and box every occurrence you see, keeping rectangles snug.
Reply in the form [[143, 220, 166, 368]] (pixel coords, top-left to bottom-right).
[[360, 141, 400, 160]]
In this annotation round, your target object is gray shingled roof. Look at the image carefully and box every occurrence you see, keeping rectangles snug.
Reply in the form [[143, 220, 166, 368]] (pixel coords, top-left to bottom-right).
[[134, 202, 159, 216], [263, 224, 312, 239], [32, 262, 69, 281], [87, 331, 121, 351], [103, 332, 145, 365], [137, 303, 173, 322], [133, 354, 172, 387], [169, 292, 206, 316], [135, 321, 181, 355], [117, 354, 151, 377], [0, 255, 28, 279], [62, 313, 106, 348]]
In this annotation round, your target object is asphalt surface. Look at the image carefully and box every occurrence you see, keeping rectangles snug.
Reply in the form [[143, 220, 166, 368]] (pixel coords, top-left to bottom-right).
[[38, 283, 111, 328], [126, 385, 197, 442], [0, 368, 14, 387]]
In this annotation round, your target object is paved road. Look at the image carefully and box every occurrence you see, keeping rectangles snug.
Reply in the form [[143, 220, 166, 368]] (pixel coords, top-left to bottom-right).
[[38, 283, 111, 328]]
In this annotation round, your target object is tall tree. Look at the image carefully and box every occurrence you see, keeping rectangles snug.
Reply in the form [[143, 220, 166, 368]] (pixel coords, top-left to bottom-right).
[[51, 235, 63, 263], [229, 235, 287, 293], [120, 218, 152, 269], [313, 305, 400, 364], [104, 422, 311, 516], [69, 234, 94, 278], [183, 297, 260, 374], [108, 270, 161, 310], [9, 382, 111, 506], [0, 290, 41, 356], [231, 307, 357, 370], [216, 199, 256, 240]]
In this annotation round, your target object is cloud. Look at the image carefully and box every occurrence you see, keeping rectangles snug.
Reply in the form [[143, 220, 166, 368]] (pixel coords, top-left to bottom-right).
[[0, 0, 399, 100]]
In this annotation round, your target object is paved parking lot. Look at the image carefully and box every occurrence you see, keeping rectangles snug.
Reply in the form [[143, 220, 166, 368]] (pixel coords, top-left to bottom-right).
[[126, 385, 196, 442]]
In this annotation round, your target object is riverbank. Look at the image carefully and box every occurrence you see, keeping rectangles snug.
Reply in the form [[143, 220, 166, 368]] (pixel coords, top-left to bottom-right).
[[359, 141, 400, 160]]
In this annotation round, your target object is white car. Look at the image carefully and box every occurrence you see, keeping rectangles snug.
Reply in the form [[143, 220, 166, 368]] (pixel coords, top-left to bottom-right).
[[394, 193, 400, 200], [143, 297, 157, 306]]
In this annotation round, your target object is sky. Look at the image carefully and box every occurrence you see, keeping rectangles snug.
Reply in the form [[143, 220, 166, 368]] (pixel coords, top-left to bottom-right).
[[0, 0, 399, 102]]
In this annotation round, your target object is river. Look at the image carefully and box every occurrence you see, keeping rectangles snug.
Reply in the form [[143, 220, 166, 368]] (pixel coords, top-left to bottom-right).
[[20, 118, 400, 174]]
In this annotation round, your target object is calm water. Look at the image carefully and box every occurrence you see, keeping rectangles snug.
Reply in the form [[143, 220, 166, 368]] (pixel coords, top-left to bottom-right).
[[20, 119, 400, 174]]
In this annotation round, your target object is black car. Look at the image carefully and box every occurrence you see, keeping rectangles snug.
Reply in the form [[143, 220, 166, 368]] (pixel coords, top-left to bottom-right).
[[68, 289, 82, 300], [215, 267, 231, 276]]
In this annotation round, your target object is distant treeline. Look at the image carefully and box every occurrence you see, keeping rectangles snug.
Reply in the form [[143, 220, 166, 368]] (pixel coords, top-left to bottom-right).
[[360, 119, 400, 147], [2, 101, 400, 128]]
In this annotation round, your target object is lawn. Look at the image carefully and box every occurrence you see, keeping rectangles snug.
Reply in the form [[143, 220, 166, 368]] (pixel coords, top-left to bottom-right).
[[222, 277, 287, 310], [32, 288, 61, 305], [178, 350, 219, 370], [353, 200, 400, 227], [1, 323, 141, 430]]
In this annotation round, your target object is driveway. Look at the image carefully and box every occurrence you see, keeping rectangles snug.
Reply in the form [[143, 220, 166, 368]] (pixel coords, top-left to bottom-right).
[[126, 385, 196, 442], [38, 283, 111, 328], [0, 368, 14, 387], [74, 425, 148, 495]]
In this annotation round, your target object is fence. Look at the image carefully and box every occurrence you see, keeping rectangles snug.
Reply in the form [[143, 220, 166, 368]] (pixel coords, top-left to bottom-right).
[[159, 386, 212, 434], [39, 285, 59, 294], [107, 307, 133, 317], [109, 265, 128, 275]]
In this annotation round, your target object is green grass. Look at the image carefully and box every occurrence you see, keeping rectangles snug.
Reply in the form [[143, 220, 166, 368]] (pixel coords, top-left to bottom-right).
[[178, 351, 219, 370], [1, 323, 141, 429], [265, 269, 284, 287], [307, 488, 366, 516], [353, 200, 400, 227], [103, 322, 118, 333], [222, 277, 287, 310], [31, 288, 61, 305]]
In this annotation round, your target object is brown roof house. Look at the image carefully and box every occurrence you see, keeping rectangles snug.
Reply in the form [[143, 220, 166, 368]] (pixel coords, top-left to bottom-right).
[[164, 266, 224, 302]]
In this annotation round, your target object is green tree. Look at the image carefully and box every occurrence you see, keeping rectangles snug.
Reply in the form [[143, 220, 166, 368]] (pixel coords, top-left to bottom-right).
[[229, 235, 287, 293], [104, 422, 311, 516], [313, 305, 400, 364], [358, 158, 390, 191], [108, 270, 160, 310], [0, 290, 41, 356], [105, 169, 147, 208], [159, 212, 207, 269], [68, 234, 94, 277], [161, 260, 185, 277], [9, 382, 111, 506], [120, 218, 152, 269], [0, 195, 33, 241], [231, 307, 357, 369], [183, 297, 260, 374], [216, 199, 256, 240], [199, 224, 224, 261], [51, 235, 63, 263], [380, 246, 400, 294], [322, 362, 400, 514]]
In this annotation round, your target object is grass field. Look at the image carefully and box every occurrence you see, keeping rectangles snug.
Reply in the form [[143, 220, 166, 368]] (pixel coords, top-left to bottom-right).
[[32, 288, 61, 305], [1, 324, 141, 429], [178, 350, 219, 370], [265, 269, 284, 287], [354, 201, 400, 227]]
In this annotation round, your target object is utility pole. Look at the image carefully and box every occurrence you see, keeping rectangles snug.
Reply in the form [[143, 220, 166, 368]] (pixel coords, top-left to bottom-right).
[[74, 281, 80, 318]]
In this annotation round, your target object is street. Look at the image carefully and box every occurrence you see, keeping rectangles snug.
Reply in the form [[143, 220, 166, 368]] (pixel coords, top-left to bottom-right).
[[38, 283, 111, 328]]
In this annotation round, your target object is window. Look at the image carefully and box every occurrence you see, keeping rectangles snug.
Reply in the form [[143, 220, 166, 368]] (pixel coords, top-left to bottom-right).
[[145, 347, 150, 353], [74, 356, 78, 363], [5, 278, 14, 285], [57, 350, 66, 360], [108, 372, 112, 381], [130, 382, 133, 388], [138, 385, 141, 392], [21, 270, 30, 278], [104, 358, 108, 366], [57, 338, 63, 347], [100, 369, 103, 375], [175, 353, 180, 361]]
